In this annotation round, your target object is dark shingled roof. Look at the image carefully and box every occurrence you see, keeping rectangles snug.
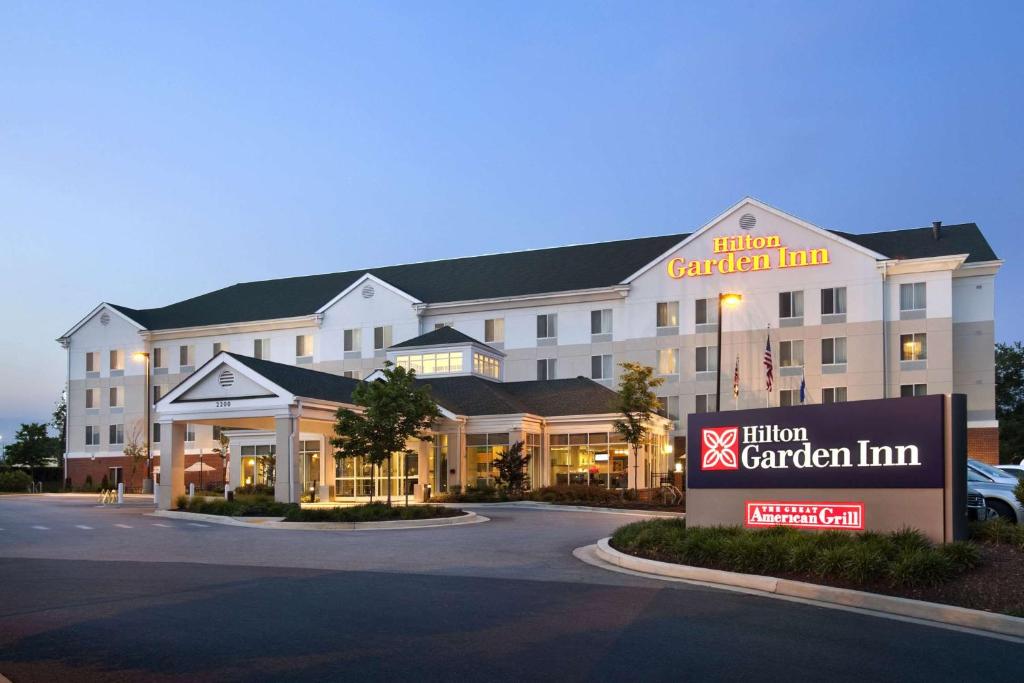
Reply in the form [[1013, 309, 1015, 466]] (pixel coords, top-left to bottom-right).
[[390, 326, 499, 352], [109, 222, 998, 331], [417, 376, 619, 417], [226, 353, 361, 404]]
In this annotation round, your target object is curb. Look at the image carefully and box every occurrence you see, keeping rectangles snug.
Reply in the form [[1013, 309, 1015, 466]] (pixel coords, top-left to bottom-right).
[[592, 537, 1024, 640], [150, 509, 487, 530], [436, 500, 685, 518]]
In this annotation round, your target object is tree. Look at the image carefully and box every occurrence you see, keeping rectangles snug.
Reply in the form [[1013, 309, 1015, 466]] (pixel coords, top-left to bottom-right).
[[493, 441, 531, 495], [122, 421, 149, 491], [331, 362, 441, 507], [3, 423, 60, 482], [212, 429, 230, 487], [995, 342, 1024, 463], [51, 389, 67, 461], [613, 362, 665, 493]]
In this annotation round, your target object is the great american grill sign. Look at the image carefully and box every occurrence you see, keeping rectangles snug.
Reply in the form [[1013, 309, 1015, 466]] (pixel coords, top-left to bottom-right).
[[686, 395, 945, 490]]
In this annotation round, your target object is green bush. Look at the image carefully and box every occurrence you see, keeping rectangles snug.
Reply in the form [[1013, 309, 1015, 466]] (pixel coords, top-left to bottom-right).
[[0, 470, 33, 492], [174, 494, 297, 517], [611, 521, 983, 589], [530, 485, 626, 505], [970, 518, 1024, 549], [1015, 477, 1024, 511], [283, 502, 463, 523]]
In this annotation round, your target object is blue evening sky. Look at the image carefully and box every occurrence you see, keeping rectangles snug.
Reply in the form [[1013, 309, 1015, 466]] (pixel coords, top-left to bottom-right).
[[1, 1, 1022, 432]]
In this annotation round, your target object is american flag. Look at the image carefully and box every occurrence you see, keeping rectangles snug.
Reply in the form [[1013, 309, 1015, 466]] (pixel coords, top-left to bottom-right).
[[763, 330, 774, 393]]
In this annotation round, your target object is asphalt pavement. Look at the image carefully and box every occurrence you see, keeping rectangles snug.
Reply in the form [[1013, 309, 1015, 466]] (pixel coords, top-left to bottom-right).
[[0, 495, 1020, 682]]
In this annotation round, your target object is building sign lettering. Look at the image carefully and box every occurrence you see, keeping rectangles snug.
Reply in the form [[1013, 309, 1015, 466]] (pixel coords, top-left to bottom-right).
[[666, 233, 830, 279]]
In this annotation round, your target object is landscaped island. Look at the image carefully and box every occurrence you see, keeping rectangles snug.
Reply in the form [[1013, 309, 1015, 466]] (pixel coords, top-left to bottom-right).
[[174, 495, 464, 522], [610, 518, 1024, 616]]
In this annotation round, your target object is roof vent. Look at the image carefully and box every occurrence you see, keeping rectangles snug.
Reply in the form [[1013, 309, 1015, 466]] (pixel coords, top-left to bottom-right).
[[739, 213, 757, 230], [361, 284, 375, 299], [218, 369, 235, 388], [932, 220, 942, 241], [99, 312, 111, 326]]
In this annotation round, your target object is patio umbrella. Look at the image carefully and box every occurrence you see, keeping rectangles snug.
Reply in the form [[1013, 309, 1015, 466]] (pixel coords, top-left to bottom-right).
[[184, 462, 216, 472]]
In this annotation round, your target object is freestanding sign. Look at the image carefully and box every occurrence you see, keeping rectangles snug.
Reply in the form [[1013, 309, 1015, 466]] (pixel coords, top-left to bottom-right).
[[686, 395, 967, 542]]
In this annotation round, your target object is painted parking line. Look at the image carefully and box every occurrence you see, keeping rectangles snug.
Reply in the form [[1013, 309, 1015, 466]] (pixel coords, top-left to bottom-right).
[[31, 525, 50, 530], [114, 523, 134, 529], [75, 525, 94, 530], [152, 523, 172, 528], [187, 523, 209, 528]]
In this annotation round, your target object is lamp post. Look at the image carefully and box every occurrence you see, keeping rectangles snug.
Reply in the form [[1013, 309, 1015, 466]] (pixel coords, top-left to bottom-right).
[[132, 352, 152, 489], [715, 293, 742, 412]]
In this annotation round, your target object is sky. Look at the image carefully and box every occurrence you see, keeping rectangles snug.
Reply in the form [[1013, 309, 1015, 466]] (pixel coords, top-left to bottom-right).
[[1, 0, 1022, 434]]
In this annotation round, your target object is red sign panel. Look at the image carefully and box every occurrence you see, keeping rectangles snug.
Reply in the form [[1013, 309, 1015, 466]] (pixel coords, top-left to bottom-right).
[[700, 426, 739, 471], [744, 501, 865, 531]]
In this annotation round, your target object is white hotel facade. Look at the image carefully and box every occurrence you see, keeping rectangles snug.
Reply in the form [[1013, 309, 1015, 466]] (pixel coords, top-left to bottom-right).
[[57, 199, 1002, 505]]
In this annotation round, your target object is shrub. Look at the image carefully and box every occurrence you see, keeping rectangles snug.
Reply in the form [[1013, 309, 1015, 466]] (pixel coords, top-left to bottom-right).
[[283, 503, 463, 523], [938, 541, 982, 571], [530, 485, 624, 505], [970, 518, 1024, 549], [1015, 477, 1024, 511], [174, 494, 297, 517], [888, 550, 954, 587], [234, 484, 274, 497], [0, 470, 33, 492]]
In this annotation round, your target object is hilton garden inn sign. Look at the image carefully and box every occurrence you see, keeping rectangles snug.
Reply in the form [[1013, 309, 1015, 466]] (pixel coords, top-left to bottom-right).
[[686, 395, 968, 542]]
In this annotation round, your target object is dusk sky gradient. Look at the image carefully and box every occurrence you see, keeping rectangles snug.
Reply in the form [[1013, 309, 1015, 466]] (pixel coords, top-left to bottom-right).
[[1, 1, 1022, 433]]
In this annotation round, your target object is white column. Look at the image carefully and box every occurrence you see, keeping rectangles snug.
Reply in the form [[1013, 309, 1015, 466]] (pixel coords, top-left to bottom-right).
[[157, 421, 185, 510], [228, 441, 243, 491], [274, 415, 301, 504]]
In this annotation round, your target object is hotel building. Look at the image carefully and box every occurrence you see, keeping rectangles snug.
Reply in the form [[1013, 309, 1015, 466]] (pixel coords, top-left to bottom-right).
[[56, 198, 1002, 506]]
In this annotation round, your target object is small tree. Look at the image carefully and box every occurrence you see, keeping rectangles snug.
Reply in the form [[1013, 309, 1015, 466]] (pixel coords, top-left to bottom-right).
[[4, 422, 60, 483], [613, 362, 665, 494], [331, 362, 440, 507], [122, 421, 149, 491], [212, 429, 230, 487], [493, 441, 531, 495]]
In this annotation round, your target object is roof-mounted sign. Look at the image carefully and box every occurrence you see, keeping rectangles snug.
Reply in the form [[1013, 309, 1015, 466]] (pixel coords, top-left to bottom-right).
[[667, 234, 831, 279]]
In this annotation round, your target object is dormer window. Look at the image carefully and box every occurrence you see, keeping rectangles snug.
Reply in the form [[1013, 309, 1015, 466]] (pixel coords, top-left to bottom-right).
[[473, 353, 500, 379], [395, 351, 465, 375]]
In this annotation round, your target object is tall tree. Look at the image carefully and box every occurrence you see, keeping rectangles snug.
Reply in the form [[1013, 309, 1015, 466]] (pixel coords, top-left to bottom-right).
[[995, 341, 1024, 463], [331, 362, 440, 506], [614, 362, 665, 493], [122, 421, 149, 491], [493, 441, 531, 495], [51, 389, 67, 457], [4, 423, 60, 482]]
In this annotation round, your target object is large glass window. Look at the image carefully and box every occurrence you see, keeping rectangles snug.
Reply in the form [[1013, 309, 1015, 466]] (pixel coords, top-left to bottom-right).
[[396, 351, 465, 375], [656, 301, 679, 328], [549, 433, 629, 489], [241, 445, 276, 488], [900, 333, 927, 361], [900, 282, 927, 311], [466, 433, 510, 488], [657, 348, 679, 375], [429, 434, 449, 493], [299, 439, 320, 498], [473, 353, 500, 379]]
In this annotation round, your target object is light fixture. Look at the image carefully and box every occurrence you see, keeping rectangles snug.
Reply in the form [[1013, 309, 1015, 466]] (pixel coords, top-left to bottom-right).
[[720, 292, 743, 307], [674, 462, 683, 473], [132, 351, 149, 363]]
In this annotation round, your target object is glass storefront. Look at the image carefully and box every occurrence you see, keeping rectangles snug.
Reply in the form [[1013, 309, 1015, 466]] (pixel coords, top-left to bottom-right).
[[466, 433, 509, 488], [334, 451, 419, 498], [299, 439, 320, 498], [429, 434, 449, 493], [549, 433, 629, 488], [240, 444, 276, 487]]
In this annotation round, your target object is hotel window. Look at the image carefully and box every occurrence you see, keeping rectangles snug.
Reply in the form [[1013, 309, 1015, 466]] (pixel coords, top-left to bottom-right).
[[657, 348, 679, 376], [213, 341, 226, 355], [900, 333, 927, 361], [179, 344, 195, 370], [695, 298, 718, 326], [153, 347, 165, 369], [779, 340, 804, 368], [109, 386, 124, 408], [537, 358, 557, 380], [396, 352, 465, 375], [484, 318, 504, 343], [109, 424, 124, 445], [296, 334, 314, 362], [591, 354, 613, 380], [656, 301, 679, 328], [343, 328, 361, 353], [823, 387, 848, 404], [185, 424, 196, 443], [85, 388, 99, 409], [85, 425, 100, 446], [780, 389, 800, 407], [254, 338, 270, 360], [549, 432, 630, 489], [153, 423, 161, 443], [821, 337, 848, 365], [85, 351, 99, 375], [779, 291, 804, 319], [153, 385, 163, 404], [591, 309, 612, 335], [342, 370, 361, 379], [473, 353, 500, 379], [821, 287, 847, 315], [901, 383, 927, 397], [109, 349, 124, 373], [695, 394, 715, 413], [536, 314, 557, 340], [658, 395, 680, 421], [212, 426, 224, 441], [466, 432, 510, 487], [374, 325, 392, 350], [433, 322, 453, 330], [900, 282, 927, 311], [695, 346, 718, 373]]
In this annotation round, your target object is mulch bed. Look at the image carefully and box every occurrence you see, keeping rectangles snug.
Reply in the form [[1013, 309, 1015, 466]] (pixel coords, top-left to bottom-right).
[[549, 500, 685, 513]]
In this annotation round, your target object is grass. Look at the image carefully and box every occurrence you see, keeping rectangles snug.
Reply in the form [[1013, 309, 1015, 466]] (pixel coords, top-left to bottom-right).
[[283, 502, 464, 523], [610, 520, 982, 589]]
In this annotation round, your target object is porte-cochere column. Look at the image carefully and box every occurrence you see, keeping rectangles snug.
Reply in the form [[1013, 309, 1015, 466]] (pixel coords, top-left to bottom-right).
[[274, 415, 302, 504], [156, 421, 186, 510]]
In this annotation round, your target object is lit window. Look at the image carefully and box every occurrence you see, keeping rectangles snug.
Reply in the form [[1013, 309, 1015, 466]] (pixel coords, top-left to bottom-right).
[[780, 340, 804, 368], [343, 328, 361, 352], [591, 354, 613, 380], [657, 348, 679, 375], [822, 337, 848, 365], [374, 326, 392, 350], [296, 334, 314, 360], [900, 282, 927, 311], [537, 314, 557, 339], [822, 387, 848, 404], [109, 349, 124, 371], [484, 318, 504, 343], [395, 352, 465, 375], [473, 353, 500, 379], [656, 301, 679, 328], [695, 346, 718, 373], [821, 287, 847, 315], [779, 291, 804, 319], [900, 333, 927, 361], [695, 299, 718, 326], [591, 309, 612, 335], [900, 383, 927, 397], [537, 358, 557, 380], [85, 351, 99, 374]]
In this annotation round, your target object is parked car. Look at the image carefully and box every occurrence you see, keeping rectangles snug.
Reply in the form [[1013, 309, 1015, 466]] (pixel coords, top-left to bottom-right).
[[996, 463, 1024, 481], [966, 488, 996, 521], [967, 458, 1020, 486], [966, 469, 1024, 523]]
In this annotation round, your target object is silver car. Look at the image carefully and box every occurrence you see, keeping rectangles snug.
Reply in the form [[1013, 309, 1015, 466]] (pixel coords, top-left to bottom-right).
[[967, 462, 1024, 523]]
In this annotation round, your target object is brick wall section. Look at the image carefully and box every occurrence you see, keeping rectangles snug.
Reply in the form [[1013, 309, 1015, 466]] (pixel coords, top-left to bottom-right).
[[68, 454, 227, 491], [967, 427, 1000, 465]]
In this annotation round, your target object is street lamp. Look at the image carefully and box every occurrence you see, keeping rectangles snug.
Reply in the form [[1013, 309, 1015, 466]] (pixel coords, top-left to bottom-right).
[[132, 352, 152, 489], [715, 293, 742, 412]]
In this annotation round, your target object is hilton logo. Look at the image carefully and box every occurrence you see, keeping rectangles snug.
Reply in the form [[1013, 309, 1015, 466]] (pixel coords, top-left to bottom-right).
[[700, 426, 739, 470]]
